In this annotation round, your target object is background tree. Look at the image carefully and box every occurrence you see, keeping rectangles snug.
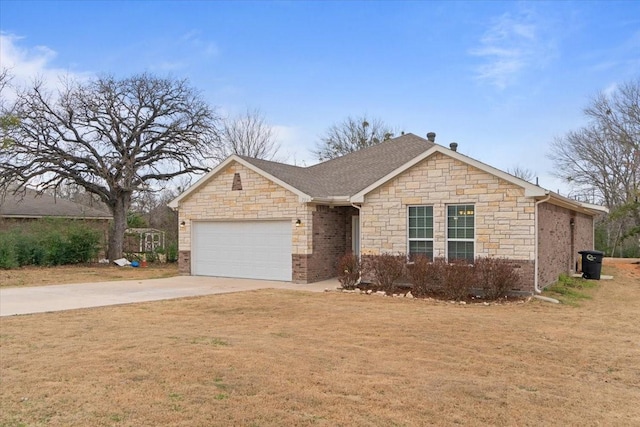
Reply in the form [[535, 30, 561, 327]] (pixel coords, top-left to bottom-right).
[[217, 108, 281, 162], [507, 166, 536, 183], [548, 77, 640, 255], [0, 68, 19, 149], [0, 73, 220, 261], [313, 115, 395, 161]]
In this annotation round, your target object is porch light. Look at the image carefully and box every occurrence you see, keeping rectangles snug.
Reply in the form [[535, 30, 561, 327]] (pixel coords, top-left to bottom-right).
[[180, 221, 186, 228], [295, 219, 302, 227]]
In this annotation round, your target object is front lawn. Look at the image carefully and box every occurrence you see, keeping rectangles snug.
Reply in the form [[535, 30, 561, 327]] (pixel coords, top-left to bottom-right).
[[0, 263, 179, 288], [1, 263, 639, 426]]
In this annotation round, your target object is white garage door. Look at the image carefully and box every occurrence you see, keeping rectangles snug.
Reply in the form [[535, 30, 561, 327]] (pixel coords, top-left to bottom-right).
[[192, 221, 292, 281]]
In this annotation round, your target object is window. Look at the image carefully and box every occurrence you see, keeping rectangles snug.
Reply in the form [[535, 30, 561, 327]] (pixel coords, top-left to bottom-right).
[[447, 204, 474, 262], [408, 206, 433, 260]]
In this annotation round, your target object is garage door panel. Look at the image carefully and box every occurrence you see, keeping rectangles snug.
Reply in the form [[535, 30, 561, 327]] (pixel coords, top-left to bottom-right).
[[192, 221, 292, 281]]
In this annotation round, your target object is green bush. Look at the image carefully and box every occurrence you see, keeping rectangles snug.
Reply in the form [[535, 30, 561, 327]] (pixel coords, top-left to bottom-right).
[[14, 233, 46, 266], [67, 227, 100, 263], [166, 243, 178, 263], [0, 221, 102, 268], [0, 232, 18, 269]]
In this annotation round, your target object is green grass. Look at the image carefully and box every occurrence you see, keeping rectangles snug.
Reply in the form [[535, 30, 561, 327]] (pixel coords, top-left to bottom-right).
[[544, 274, 598, 306]]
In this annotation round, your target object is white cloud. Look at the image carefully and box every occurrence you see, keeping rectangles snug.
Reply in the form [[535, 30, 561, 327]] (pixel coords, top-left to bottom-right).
[[0, 33, 91, 97], [470, 10, 556, 89]]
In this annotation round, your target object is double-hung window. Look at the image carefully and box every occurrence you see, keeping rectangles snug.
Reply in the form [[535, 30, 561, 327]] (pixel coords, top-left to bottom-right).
[[447, 204, 475, 262], [408, 206, 433, 260]]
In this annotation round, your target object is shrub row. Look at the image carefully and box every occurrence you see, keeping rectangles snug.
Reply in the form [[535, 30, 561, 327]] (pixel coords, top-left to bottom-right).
[[0, 222, 102, 269], [336, 253, 521, 301]]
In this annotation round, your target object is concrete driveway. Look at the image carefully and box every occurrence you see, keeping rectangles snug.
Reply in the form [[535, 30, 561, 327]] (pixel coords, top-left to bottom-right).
[[0, 276, 339, 316]]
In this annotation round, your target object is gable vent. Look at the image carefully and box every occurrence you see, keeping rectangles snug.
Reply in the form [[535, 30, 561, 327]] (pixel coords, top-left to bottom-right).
[[232, 173, 243, 191]]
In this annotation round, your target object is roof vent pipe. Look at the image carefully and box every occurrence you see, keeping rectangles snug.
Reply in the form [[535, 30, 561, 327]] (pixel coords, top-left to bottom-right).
[[449, 142, 458, 152], [426, 132, 436, 142]]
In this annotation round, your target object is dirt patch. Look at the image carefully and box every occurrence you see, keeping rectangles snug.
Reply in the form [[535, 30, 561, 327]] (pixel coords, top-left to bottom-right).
[[0, 263, 179, 288], [604, 257, 640, 279], [1, 264, 639, 426]]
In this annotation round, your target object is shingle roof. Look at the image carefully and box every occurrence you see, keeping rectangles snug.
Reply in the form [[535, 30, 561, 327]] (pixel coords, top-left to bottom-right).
[[240, 133, 434, 198], [0, 188, 113, 219]]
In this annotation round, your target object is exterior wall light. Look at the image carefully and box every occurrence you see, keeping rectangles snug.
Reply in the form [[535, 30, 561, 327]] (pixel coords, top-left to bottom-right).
[[295, 219, 301, 227], [180, 221, 186, 228]]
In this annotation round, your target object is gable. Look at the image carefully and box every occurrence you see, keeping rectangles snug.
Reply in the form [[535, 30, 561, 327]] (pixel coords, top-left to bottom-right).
[[351, 145, 545, 203], [169, 156, 311, 208], [365, 152, 528, 205]]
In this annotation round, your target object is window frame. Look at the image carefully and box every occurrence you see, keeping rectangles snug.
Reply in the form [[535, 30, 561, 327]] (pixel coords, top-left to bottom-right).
[[407, 205, 434, 261], [446, 204, 475, 263]]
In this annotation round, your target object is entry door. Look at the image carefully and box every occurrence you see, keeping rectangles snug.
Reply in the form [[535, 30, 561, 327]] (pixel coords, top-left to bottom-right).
[[352, 216, 360, 257]]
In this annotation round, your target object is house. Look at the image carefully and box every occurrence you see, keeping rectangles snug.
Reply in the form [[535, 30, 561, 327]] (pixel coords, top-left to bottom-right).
[[168, 133, 607, 293], [0, 188, 112, 248]]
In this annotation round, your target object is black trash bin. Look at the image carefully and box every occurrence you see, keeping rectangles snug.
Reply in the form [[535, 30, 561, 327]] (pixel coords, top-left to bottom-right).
[[578, 250, 604, 280]]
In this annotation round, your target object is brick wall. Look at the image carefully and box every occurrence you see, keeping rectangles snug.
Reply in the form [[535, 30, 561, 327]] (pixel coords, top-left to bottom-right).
[[538, 202, 593, 288], [304, 205, 359, 282]]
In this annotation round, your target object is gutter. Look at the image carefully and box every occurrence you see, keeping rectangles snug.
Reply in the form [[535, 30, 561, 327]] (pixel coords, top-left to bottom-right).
[[534, 193, 551, 293]]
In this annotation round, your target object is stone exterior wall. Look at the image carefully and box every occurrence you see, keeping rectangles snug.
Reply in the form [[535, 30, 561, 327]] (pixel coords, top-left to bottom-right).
[[360, 152, 537, 291], [177, 161, 313, 279], [537, 202, 593, 288]]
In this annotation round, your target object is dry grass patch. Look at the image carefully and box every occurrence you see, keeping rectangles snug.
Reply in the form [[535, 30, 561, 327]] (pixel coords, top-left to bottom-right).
[[1, 263, 639, 426], [0, 263, 179, 288]]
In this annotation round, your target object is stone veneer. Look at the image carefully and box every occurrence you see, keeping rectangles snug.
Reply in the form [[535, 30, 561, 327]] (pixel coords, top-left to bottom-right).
[[360, 152, 538, 291], [176, 161, 313, 280], [175, 155, 596, 291]]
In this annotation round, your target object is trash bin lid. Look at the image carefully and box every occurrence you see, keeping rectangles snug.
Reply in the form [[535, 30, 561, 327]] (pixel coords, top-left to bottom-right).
[[578, 250, 604, 256]]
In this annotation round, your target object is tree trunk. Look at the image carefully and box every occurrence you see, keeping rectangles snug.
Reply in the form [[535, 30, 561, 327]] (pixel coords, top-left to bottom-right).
[[107, 194, 131, 261]]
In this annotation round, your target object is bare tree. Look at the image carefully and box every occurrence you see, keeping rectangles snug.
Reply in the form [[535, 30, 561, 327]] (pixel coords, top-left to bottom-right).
[[507, 166, 536, 183], [0, 68, 19, 149], [0, 73, 220, 260], [218, 108, 281, 161], [313, 115, 395, 161], [548, 77, 640, 250]]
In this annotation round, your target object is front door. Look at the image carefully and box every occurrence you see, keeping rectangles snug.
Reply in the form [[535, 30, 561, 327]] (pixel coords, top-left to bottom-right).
[[352, 216, 360, 257]]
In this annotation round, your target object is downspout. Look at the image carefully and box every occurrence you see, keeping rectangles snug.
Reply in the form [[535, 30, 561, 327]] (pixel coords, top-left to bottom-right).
[[534, 193, 551, 293]]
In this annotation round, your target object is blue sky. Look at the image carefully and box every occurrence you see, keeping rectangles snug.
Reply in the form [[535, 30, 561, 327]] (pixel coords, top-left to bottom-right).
[[1, 0, 639, 195]]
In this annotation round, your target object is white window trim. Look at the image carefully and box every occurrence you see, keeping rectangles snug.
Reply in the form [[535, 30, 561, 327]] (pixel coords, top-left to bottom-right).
[[446, 203, 476, 262], [407, 205, 434, 260]]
